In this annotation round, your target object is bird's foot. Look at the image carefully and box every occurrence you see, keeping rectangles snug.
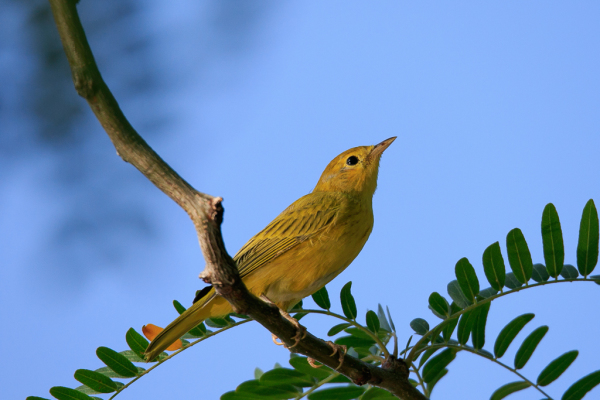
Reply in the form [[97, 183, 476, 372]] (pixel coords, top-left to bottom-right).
[[326, 341, 347, 370], [260, 295, 307, 348], [279, 309, 307, 348]]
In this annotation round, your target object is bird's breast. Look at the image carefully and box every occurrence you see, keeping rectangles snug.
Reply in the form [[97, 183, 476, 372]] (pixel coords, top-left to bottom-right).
[[244, 199, 374, 309]]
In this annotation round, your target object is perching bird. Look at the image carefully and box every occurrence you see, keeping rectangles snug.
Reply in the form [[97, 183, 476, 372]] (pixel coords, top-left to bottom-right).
[[144, 137, 395, 361]]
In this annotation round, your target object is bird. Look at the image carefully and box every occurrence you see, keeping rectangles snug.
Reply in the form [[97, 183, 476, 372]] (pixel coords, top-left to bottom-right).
[[144, 137, 395, 362]]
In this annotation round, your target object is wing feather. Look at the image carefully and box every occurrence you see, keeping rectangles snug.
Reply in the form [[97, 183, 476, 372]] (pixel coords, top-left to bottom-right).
[[234, 193, 341, 278]]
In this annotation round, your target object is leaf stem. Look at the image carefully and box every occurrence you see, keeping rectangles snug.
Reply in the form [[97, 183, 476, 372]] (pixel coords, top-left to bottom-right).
[[409, 361, 428, 398], [295, 371, 342, 399], [294, 355, 383, 400], [423, 343, 553, 399], [108, 319, 251, 399], [407, 277, 598, 363], [294, 308, 391, 358]]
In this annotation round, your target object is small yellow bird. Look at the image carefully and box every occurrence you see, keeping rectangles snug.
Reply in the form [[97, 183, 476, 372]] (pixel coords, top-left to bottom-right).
[[144, 137, 395, 361]]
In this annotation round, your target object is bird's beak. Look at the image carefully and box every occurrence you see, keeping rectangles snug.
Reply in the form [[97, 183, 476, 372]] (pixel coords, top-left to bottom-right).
[[369, 136, 396, 160]]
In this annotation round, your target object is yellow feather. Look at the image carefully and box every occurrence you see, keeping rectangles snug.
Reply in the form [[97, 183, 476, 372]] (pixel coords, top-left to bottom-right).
[[144, 137, 395, 361]]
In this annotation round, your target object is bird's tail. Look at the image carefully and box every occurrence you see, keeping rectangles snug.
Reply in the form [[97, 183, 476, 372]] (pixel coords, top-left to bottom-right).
[[144, 288, 232, 361]]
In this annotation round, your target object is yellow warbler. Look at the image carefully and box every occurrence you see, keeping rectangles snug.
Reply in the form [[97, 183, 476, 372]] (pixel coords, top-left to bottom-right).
[[144, 137, 395, 361]]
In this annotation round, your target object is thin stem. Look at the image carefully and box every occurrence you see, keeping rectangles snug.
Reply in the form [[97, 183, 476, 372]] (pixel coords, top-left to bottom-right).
[[296, 308, 391, 359], [407, 277, 598, 363], [423, 344, 553, 399], [409, 361, 428, 398], [108, 319, 251, 400], [295, 371, 342, 399], [295, 355, 384, 400]]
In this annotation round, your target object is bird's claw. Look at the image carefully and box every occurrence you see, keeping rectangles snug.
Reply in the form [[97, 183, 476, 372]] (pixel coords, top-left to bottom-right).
[[326, 341, 347, 370], [261, 295, 307, 349], [272, 333, 285, 346], [288, 323, 307, 348], [307, 357, 322, 368]]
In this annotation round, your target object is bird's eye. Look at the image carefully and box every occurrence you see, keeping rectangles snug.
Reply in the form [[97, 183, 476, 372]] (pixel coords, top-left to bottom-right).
[[346, 156, 359, 166]]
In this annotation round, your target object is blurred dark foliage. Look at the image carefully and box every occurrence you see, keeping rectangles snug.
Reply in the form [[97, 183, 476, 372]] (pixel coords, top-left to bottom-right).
[[0, 0, 274, 284]]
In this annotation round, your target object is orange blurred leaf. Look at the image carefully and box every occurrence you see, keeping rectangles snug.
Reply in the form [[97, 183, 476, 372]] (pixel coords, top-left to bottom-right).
[[142, 324, 182, 351]]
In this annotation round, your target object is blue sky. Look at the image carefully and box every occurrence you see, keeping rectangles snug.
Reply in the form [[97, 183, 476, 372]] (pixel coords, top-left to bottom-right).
[[2, 1, 600, 399]]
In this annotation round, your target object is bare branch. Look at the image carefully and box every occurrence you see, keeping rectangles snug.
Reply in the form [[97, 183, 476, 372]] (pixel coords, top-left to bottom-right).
[[48, 1, 427, 398]]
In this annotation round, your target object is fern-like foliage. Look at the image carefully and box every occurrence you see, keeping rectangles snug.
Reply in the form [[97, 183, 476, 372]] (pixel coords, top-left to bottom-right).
[[27, 200, 599, 400]]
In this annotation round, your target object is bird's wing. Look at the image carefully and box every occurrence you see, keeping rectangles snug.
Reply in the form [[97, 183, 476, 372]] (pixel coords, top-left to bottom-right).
[[234, 192, 341, 279]]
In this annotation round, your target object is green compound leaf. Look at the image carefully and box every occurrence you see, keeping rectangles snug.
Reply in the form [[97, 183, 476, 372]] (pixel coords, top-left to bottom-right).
[[312, 286, 331, 310], [307, 385, 365, 400], [386, 306, 396, 332], [328, 323, 351, 336], [366, 310, 380, 333], [410, 318, 429, 335], [220, 390, 254, 400], [428, 292, 449, 318], [560, 264, 579, 280], [477, 287, 499, 300], [482, 241, 506, 291], [490, 381, 531, 400], [418, 348, 440, 368], [442, 316, 459, 342], [532, 263, 550, 283], [259, 368, 314, 387], [49, 387, 94, 400], [119, 350, 144, 363], [335, 335, 376, 349], [542, 203, 565, 279], [514, 326, 549, 369], [457, 310, 477, 345], [504, 272, 523, 290], [235, 379, 300, 399], [173, 299, 186, 315], [426, 368, 448, 395], [447, 280, 471, 308], [340, 282, 357, 320], [455, 257, 480, 304], [74, 369, 117, 394], [94, 366, 144, 379], [450, 301, 462, 315], [26, 397, 52, 400], [377, 304, 392, 332], [289, 356, 335, 381], [344, 327, 376, 341], [125, 328, 149, 360], [577, 199, 599, 277], [506, 228, 533, 284], [537, 350, 578, 386], [562, 370, 600, 400], [472, 302, 491, 350], [206, 317, 230, 328], [361, 386, 396, 399], [494, 313, 535, 358], [96, 347, 138, 378], [75, 384, 103, 395], [423, 348, 455, 383]]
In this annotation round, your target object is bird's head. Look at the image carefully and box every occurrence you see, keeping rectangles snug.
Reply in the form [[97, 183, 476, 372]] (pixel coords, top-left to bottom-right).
[[313, 137, 396, 197]]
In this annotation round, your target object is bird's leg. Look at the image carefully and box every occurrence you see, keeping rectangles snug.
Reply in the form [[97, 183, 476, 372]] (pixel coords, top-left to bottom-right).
[[326, 341, 347, 370], [260, 295, 307, 348]]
